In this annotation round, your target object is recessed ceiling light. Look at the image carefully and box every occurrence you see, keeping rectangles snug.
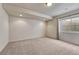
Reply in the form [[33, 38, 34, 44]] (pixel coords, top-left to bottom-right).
[[65, 19, 71, 21], [19, 14, 22, 16]]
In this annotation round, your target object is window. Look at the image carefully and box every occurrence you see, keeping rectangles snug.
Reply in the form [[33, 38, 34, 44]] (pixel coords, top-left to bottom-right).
[[59, 16, 79, 32]]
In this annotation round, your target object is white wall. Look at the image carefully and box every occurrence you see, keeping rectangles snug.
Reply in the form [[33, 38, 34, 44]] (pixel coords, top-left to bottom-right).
[[46, 18, 58, 39], [9, 16, 46, 42], [0, 4, 9, 52]]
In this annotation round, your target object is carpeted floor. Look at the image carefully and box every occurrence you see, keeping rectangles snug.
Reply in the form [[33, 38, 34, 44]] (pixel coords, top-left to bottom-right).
[[1, 38, 79, 55]]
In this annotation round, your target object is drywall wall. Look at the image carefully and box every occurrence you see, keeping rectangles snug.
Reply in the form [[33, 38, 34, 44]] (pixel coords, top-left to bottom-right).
[[46, 18, 58, 39], [9, 16, 46, 42], [0, 4, 9, 52]]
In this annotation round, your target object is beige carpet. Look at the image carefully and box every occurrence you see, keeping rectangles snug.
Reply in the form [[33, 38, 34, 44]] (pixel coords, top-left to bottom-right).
[[1, 38, 79, 55]]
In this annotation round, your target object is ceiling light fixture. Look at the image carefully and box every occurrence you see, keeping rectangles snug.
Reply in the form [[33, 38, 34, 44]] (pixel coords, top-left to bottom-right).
[[19, 14, 23, 16], [65, 19, 71, 21], [45, 3, 52, 7]]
